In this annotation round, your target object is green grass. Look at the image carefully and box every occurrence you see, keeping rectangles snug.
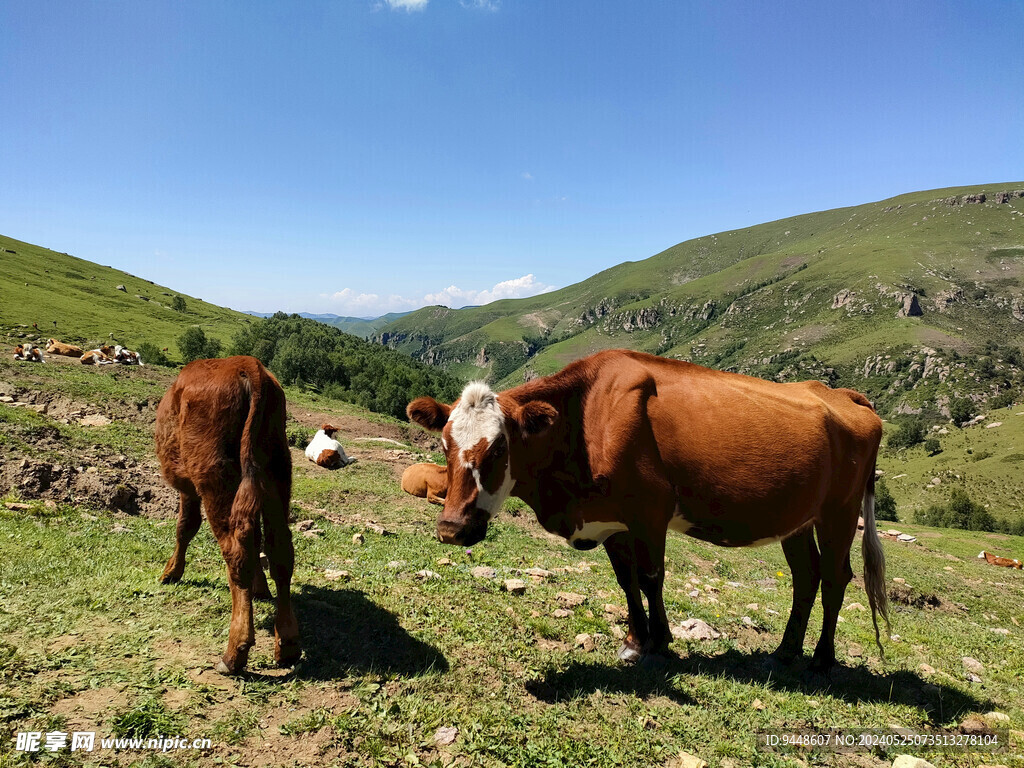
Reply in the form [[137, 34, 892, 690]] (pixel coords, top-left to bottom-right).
[[0, 233, 252, 357]]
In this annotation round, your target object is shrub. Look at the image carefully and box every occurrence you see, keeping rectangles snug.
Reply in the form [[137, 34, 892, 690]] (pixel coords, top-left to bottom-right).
[[914, 488, 995, 531], [178, 327, 222, 363], [949, 398, 974, 426], [171, 295, 187, 313], [135, 342, 170, 367], [923, 438, 942, 456], [887, 417, 925, 450], [874, 479, 898, 522], [989, 391, 1015, 410]]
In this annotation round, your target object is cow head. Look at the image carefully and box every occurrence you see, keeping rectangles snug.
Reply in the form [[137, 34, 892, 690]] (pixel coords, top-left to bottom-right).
[[407, 382, 557, 546], [321, 424, 339, 438]]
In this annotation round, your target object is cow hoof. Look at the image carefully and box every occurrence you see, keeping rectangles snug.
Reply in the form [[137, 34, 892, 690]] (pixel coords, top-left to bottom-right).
[[808, 656, 835, 678], [159, 573, 181, 585], [768, 648, 800, 667], [616, 643, 642, 664], [276, 643, 302, 668]]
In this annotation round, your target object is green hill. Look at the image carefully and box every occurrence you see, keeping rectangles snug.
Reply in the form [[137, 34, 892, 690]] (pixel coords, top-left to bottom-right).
[[376, 183, 1024, 407], [0, 233, 252, 357]]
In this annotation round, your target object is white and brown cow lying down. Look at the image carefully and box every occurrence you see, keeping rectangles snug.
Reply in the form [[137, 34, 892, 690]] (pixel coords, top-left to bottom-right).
[[978, 550, 1023, 569], [401, 463, 448, 505], [408, 349, 887, 673], [114, 345, 143, 365], [81, 345, 116, 365], [13, 344, 44, 362], [45, 338, 84, 357], [156, 356, 299, 674], [304, 424, 357, 469]]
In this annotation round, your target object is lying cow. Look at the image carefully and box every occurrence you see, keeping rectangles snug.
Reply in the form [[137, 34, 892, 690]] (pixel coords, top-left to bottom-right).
[[401, 463, 448, 505], [45, 338, 84, 357], [155, 356, 299, 674], [978, 550, 1023, 569], [408, 349, 887, 672], [13, 344, 44, 362], [113, 345, 143, 365], [81, 346, 116, 365], [304, 424, 357, 469]]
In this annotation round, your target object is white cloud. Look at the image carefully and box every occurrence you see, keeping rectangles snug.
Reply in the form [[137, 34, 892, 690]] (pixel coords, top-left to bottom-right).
[[386, 0, 428, 11], [520, 171, 534, 181], [460, 0, 500, 10], [323, 274, 556, 316]]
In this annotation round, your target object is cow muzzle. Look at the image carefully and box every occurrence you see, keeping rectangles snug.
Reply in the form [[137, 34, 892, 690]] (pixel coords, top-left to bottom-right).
[[437, 513, 489, 547]]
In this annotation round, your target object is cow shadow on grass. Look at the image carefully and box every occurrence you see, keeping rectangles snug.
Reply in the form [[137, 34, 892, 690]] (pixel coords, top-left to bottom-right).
[[531, 648, 991, 724], [254, 584, 448, 681]]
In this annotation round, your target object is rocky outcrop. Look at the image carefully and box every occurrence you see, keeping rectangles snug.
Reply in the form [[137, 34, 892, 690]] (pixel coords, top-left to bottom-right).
[[963, 193, 986, 204], [896, 293, 923, 318], [933, 286, 964, 312], [474, 347, 488, 367], [605, 306, 661, 333], [832, 289, 856, 309], [1012, 298, 1024, 323]]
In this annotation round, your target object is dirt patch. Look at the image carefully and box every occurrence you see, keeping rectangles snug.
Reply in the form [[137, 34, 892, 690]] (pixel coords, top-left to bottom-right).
[[888, 583, 965, 613], [51, 686, 129, 731]]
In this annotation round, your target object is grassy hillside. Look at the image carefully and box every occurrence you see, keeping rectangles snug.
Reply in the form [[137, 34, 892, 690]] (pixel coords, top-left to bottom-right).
[[1, 356, 1021, 767], [376, 182, 1024, 402], [0, 233, 252, 357], [246, 312, 412, 339]]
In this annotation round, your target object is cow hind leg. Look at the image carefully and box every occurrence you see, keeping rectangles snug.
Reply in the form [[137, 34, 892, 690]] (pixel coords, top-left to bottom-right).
[[264, 481, 300, 667], [604, 533, 648, 664], [772, 526, 821, 664], [160, 491, 202, 584], [810, 518, 856, 674]]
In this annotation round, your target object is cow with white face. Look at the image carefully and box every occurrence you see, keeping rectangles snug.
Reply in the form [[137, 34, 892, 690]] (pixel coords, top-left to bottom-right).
[[407, 381, 555, 547]]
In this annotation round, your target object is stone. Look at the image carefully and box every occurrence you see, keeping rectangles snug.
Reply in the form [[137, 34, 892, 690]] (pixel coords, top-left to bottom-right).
[[746, 603, 759, 611], [415, 569, 441, 580], [668, 752, 707, 768], [671, 618, 722, 641], [752, 698, 765, 710], [295, 519, 316, 532], [688, 589, 700, 598], [352, 533, 365, 545], [893, 577, 906, 584], [985, 422, 1002, 429], [471, 566, 497, 579], [848, 643, 863, 658], [556, 591, 586, 607], [574, 633, 596, 652], [433, 726, 458, 746], [892, 756, 936, 768], [962, 656, 984, 674], [846, 602, 866, 611], [324, 569, 350, 581], [436, 557, 453, 566], [522, 567, 553, 579], [898, 534, 917, 542], [80, 414, 112, 427], [990, 627, 1010, 635], [552, 608, 572, 618], [919, 663, 935, 675], [959, 715, 993, 735], [502, 579, 527, 595], [116, 284, 126, 291]]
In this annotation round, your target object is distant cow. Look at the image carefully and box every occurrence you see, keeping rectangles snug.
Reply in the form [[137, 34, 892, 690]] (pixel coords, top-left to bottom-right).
[[155, 356, 299, 674], [81, 349, 114, 365], [408, 349, 887, 672], [978, 550, 1023, 569], [304, 424, 357, 469], [113, 345, 143, 365], [401, 463, 448, 505], [45, 338, 84, 357], [13, 344, 44, 362]]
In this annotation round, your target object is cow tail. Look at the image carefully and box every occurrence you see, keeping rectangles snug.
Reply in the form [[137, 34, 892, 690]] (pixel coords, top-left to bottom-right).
[[861, 462, 891, 658], [232, 366, 267, 551]]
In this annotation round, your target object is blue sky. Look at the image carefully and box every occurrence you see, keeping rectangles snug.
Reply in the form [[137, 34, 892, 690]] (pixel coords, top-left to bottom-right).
[[2, 1, 1022, 317]]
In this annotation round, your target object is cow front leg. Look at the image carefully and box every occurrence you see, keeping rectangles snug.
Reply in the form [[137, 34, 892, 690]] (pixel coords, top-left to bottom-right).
[[604, 533, 648, 663], [635, 533, 671, 661], [160, 491, 202, 584]]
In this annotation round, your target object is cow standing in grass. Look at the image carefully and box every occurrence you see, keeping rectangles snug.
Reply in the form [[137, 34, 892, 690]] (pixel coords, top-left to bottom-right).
[[155, 356, 299, 674], [408, 349, 888, 672]]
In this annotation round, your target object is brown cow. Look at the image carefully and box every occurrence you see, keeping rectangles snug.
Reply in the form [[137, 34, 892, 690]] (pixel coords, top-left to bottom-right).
[[155, 356, 299, 674], [408, 349, 888, 672], [14, 344, 44, 362], [978, 550, 1023, 569], [46, 338, 84, 357], [401, 463, 448, 505]]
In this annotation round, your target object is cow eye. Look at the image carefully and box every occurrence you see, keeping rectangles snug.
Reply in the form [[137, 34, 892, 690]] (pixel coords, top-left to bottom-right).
[[490, 438, 507, 460]]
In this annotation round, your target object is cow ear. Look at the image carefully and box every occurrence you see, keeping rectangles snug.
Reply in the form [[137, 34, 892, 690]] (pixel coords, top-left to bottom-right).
[[514, 401, 558, 437], [407, 397, 451, 432]]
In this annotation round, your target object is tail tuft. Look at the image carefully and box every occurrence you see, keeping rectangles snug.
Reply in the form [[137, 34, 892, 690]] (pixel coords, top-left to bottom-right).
[[861, 469, 890, 657]]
